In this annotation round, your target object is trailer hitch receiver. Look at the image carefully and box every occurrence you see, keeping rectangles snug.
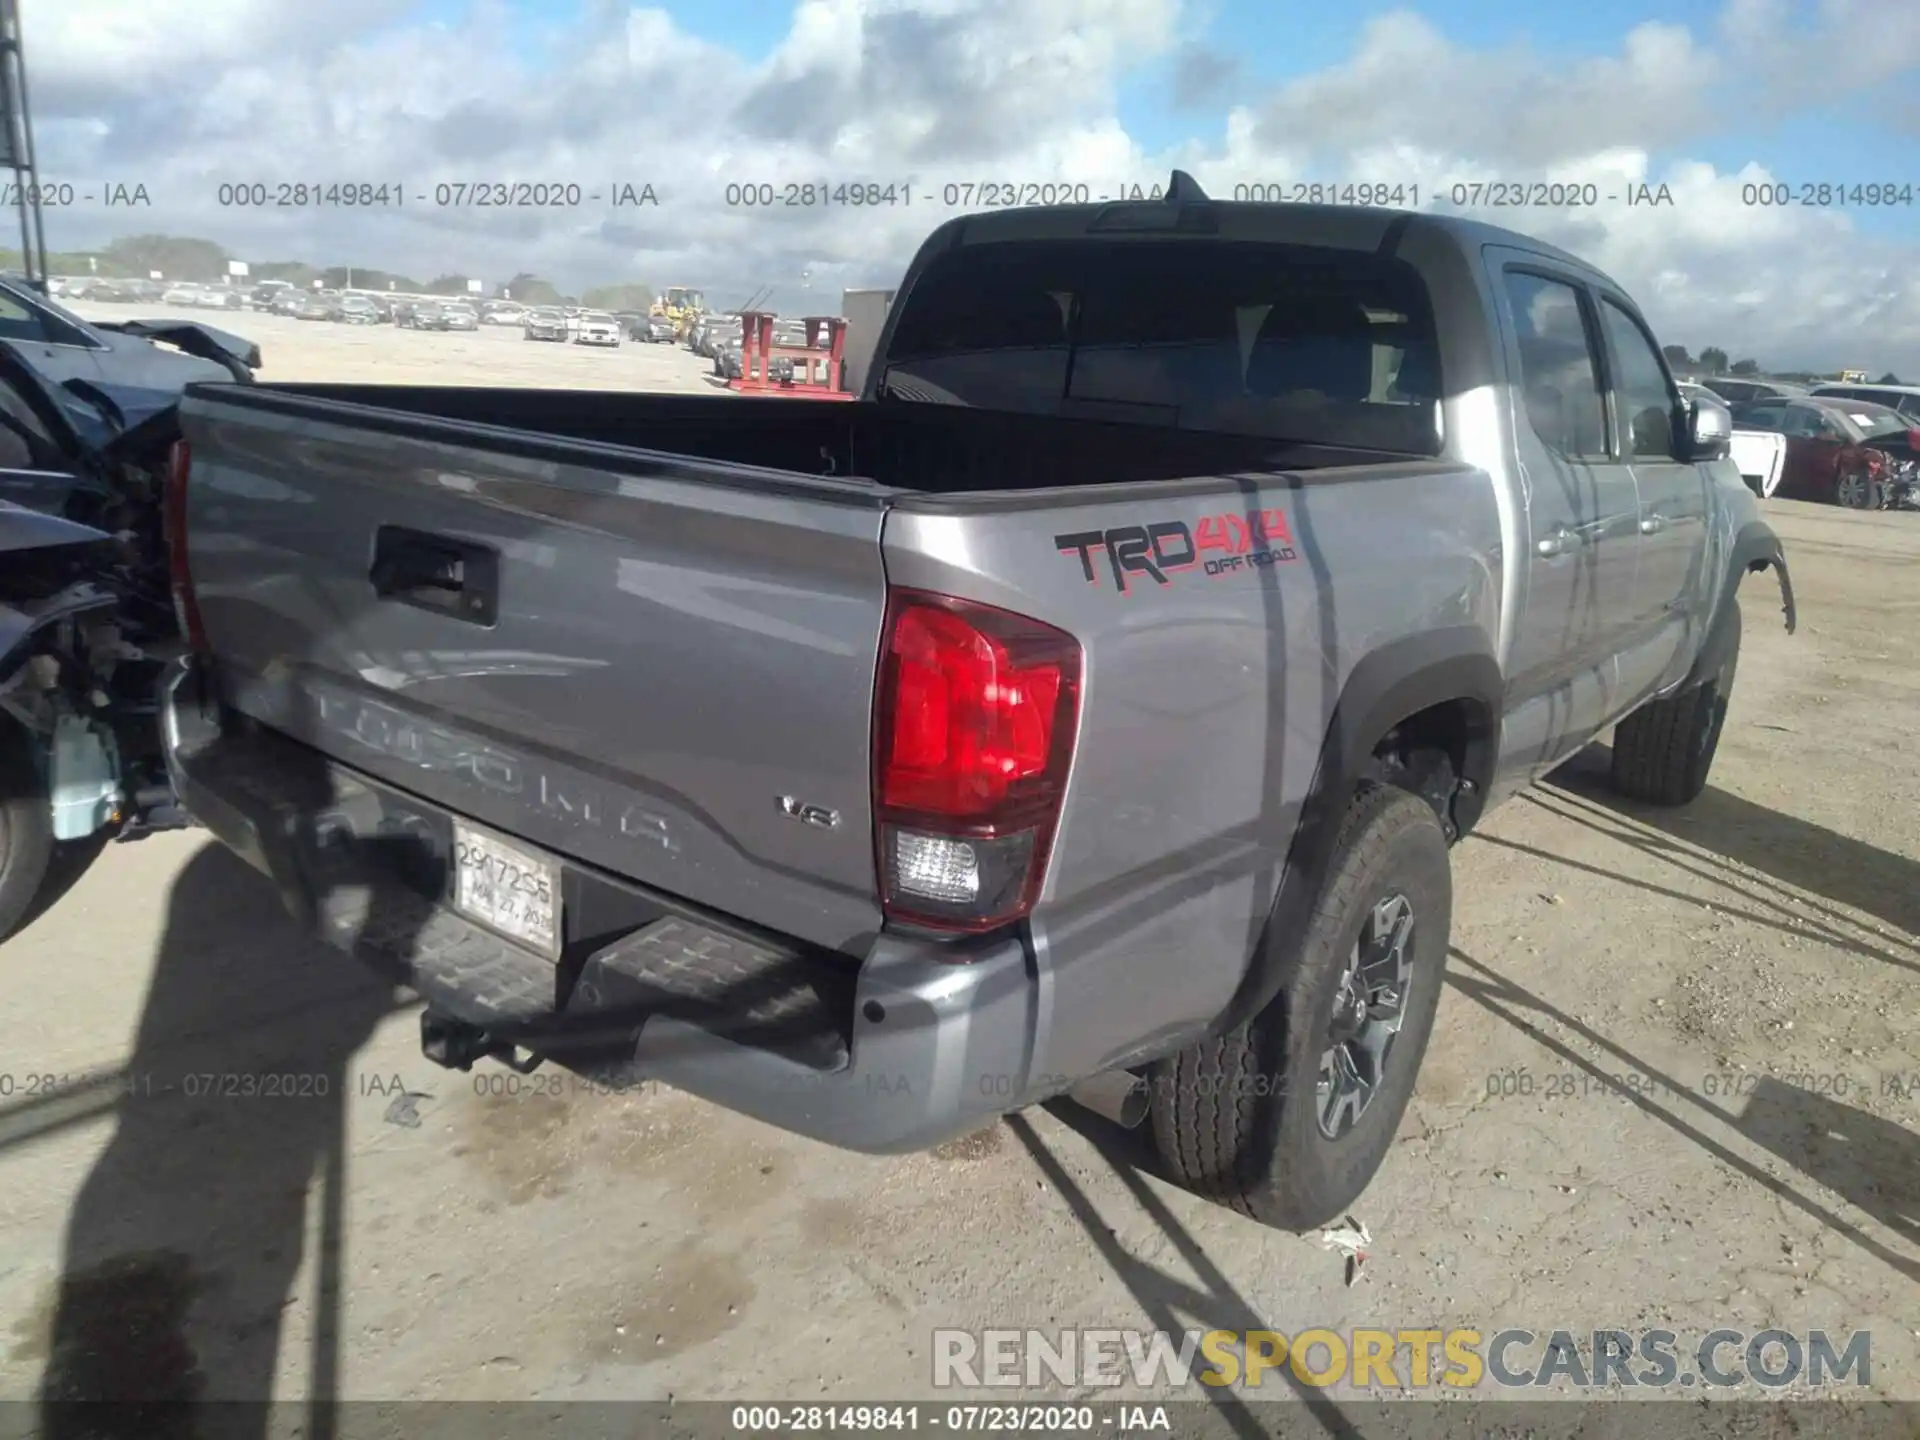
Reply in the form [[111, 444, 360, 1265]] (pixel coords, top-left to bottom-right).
[[420, 1011, 543, 1073]]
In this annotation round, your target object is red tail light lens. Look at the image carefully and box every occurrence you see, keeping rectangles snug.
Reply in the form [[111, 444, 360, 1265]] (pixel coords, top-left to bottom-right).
[[163, 439, 208, 652], [873, 589, 1080, 934]]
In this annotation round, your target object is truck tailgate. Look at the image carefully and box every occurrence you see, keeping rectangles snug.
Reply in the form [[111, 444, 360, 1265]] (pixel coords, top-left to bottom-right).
[[178, 389, 893, 952]]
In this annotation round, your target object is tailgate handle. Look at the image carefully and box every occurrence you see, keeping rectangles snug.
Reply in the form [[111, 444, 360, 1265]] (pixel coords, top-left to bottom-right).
[[370, 526, 498, 625]]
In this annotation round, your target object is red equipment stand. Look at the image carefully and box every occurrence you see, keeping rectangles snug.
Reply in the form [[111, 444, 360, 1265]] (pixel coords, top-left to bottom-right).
[[727, 312, 855, 400]]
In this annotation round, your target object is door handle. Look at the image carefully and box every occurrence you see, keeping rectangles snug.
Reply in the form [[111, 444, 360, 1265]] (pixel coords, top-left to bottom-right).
[[1535, 525, 1579, 557], [370, 525, 499, 624], [1639, 513, 1668, 534]]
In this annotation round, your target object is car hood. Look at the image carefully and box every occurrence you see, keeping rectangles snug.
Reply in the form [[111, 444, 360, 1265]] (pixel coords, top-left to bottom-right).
[[0, 349, 186, 503], [0, 496, 115, 553], [90, 318, 262, 378], [58, 379, 186, 448]]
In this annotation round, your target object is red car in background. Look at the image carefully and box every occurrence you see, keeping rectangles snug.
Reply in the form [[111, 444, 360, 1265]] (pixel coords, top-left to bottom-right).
[[1730, 395, 1920, 507]]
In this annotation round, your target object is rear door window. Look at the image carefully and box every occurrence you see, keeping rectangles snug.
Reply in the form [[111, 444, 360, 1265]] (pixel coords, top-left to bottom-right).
[[1500, 271, 1607, 460], [879, 239, 1442, 454]]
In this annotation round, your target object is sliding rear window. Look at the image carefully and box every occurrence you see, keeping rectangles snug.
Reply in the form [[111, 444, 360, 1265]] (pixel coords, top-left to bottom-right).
[[879, 239, 1442, 455]]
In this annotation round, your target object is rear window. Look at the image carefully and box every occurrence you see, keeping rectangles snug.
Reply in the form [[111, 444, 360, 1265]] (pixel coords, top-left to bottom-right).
[[878, 240, 1442, 454]]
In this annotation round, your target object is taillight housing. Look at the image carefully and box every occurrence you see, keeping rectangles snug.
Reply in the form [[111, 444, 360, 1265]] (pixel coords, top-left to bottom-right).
[[872, 589, 1081, 935], [163, 438, 208, 652]]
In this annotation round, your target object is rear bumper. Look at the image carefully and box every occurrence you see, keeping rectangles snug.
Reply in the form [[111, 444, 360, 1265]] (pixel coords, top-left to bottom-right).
[[160, 659, 1046, 1152]]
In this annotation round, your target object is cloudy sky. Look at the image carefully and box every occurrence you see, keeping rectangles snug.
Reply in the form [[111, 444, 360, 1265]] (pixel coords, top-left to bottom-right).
[[31, 0, 1920, 371]]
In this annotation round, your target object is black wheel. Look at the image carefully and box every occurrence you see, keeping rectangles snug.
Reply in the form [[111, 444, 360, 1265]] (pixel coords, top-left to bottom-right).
[[1836, 469, 1877, 509], [0, 720, 55, 945], [1148, 783, 1452, 1230], [1610, 603, 1739, 806]]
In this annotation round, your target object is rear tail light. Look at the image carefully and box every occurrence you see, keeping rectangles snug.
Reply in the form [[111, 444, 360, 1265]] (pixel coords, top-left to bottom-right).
[[872, 589, 1081, 935], [163, 438, 208, 652]]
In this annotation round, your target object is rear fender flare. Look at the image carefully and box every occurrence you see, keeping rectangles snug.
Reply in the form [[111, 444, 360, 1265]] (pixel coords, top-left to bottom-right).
[[1210, 626, 1501, 1038], [1684, 519, 1794, 692]]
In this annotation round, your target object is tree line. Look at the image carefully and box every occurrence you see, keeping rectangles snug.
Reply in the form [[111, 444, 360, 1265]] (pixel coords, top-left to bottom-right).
[[0, 234, 653, 312], [1662, 344, 1900, 386]]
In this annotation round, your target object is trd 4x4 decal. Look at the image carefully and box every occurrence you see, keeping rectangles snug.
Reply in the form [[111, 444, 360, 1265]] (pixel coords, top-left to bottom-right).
[[1055, 509, 1300, 593]]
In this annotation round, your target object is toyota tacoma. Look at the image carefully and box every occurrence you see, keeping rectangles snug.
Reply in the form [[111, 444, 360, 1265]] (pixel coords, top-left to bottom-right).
[[149, 176, 1793, 1229]]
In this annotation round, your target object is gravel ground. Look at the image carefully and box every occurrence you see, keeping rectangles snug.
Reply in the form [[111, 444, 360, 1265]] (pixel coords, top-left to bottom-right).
[[236, 307, 729, 391], [0, 314, 1913, 1427]]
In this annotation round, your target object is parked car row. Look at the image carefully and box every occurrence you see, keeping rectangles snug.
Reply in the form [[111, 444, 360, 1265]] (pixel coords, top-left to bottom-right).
[[49, 276, 170, 304], [1669, 375, 1920, 511], [1726, 394, 1920, 508], [397, 299, 480, 331], [1691, 376, 1811, 405]]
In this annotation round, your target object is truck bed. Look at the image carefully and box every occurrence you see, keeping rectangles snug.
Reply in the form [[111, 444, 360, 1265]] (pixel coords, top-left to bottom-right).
[[208, 383, 1408, 494]]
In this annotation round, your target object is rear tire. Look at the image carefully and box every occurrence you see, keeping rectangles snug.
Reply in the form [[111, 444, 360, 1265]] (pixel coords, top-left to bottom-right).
[[1148, 784, 1452, 1231], [1610, 603, 1740, 806]]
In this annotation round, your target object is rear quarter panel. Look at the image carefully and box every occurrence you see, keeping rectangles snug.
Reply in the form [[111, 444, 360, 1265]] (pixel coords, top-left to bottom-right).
[[884, 462, 1500, 1080]]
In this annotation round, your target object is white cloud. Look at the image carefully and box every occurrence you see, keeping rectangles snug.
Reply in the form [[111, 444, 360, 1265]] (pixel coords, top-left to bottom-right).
[[31, 0, 1920, 372]]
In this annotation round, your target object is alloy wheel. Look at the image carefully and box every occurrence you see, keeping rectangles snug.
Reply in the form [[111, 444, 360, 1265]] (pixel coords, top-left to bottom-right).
[[1316, 893, 1417, 1141]]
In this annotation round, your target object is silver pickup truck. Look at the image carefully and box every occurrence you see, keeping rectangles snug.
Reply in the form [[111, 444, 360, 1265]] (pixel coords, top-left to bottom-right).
[[153, 177, 1794, 1230]]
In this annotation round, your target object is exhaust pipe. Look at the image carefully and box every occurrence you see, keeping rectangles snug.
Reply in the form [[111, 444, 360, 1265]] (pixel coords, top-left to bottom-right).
[[1068, 1069, 1149, 1129]]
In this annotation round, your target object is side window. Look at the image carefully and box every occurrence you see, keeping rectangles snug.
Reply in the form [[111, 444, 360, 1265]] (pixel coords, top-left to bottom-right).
[[1897, 395, 1920, 420], [1503, 271, 1606, 460], [0, 290, 51, 345], [1778, 405, 1824, 438], [1598, 298, 1677, 459], [1740, 403, 1783, 430]]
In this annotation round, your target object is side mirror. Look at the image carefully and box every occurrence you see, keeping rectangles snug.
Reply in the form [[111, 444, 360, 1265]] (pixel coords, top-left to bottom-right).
[[1685, 397, 1732, 461], [1907, 429, 1920, 451]]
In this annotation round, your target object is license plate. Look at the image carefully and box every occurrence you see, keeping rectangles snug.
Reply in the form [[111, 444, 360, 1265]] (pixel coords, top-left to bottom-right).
[[450, 821, 560, 958]]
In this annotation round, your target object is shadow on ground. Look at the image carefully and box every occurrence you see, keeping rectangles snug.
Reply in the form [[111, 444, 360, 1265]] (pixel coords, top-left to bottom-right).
[[27, 841, 406, 1438], [1543, 744, 1920, 948], [1446, 948, 1919, 1284]]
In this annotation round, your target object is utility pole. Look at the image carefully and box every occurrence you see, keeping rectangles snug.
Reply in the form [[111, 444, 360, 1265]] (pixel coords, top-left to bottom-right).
[[0, 0, 48, 291]]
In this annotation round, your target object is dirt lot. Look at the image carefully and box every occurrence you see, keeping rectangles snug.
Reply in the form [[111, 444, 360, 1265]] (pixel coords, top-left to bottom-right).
[[201, 306, 728, 392], [0, 315, 1914, 1426]]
